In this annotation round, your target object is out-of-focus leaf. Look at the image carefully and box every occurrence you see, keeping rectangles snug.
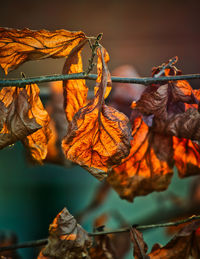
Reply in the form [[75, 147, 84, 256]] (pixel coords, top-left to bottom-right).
[[22, 83, 51, 163], [62, 47, 131, 180], [148, 220, 200, 258], [41, 208, 92, 259], [0, 231, 21, 259], [0, 87, 41, 148], [0, 27, 87, 74], [63, 41, 88, 122], [45, 81, 70, 165], [89, 234, 116, 259], [173, 137, 200, 177], [130, 227, 149, 259], [107, 116, 173, 201]]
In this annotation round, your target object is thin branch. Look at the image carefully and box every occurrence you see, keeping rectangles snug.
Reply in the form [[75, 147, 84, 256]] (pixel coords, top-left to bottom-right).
[[0, 214, 200, 252], [0, 73, 200, 87]]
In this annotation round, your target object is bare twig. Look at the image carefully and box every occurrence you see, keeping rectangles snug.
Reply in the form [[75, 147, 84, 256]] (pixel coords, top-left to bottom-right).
[[0, 73, 200, 88], [0, 214, 199, 252]]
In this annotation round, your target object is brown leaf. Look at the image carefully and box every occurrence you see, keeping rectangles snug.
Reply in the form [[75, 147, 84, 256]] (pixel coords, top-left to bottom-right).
[[62, 47, 131, 180], [107, 116, 173, 201], [173, 137, 200, 177], [130, 227, 149, 259], [0, 27, 87, 74], [22, 83, 51, 163], [89, 235, 116, 259], [41, 208, 92, 259], [0, 87, 41, 148], [63, 40, 88, 122], [45, 81, 70, 165], [148, 220, 200, 259]]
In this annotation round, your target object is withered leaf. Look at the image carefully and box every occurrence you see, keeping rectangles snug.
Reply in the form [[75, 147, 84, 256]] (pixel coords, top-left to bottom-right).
[[0, 27, 87, 74], [22, 83, 51, 163], [41, 207, 92, 259], [107, 116, 173, 201], [173, 137, 200, 178], [63, 40, 88, 122], [130, 227, 149, 259], [89, 235, 116, 259], [0, 87, 41, 149], [148, 220, 200, 258], [62, 47, 131, 180]]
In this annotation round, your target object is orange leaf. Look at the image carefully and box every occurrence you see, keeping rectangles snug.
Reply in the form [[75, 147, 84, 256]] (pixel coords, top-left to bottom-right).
[[62, 47, 131, 180], [173, 136, 200, 178], [62, 41, 88, 122], [22, 83, 51, 163], [0, 27, 87, 74], [107, 117, 173, 201], [0, 86, 41, 148]]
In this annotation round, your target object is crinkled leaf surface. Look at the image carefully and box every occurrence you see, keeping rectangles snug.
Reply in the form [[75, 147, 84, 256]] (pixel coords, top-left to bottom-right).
[[41, 208, 92, 259], [22, 83, 51, 163], [0, 86, 41, 148], [107, 116, 173, 201], [0, 27, 86, 74], [63, 40, 88, 122], [148, 220, 200, 258], [62, 47, 131, 180]]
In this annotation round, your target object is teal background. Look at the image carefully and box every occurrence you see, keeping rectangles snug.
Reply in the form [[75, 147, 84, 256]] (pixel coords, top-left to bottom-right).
[[0, 142, 194, 258]]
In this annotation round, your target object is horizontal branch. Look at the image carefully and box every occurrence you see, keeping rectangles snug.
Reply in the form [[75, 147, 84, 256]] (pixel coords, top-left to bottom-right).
[[0, 214, 199, 252], [0, 73, 200, 87]]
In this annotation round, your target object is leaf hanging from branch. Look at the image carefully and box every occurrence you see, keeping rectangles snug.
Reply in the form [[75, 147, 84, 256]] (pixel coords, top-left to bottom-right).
[[22, 83, 51, 163], [63, 40, 88, 122], [39, 208, 92, 259], [0, 86, 41, 149], [130, 227, 149, 259], [62, 46, 131, 180], [0, 27, 87, 74]]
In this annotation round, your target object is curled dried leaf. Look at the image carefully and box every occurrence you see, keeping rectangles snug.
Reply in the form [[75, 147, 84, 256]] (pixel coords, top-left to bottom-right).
[[63, 41, 88, 122], [62, 47, 131, 180], [130, 227, 149, 259], [41, 208, 92, 259], [22, 83, 51, 163], [0, 27, 86, 74], [107, 116, 173, 201], [0, 87, 41, 149]]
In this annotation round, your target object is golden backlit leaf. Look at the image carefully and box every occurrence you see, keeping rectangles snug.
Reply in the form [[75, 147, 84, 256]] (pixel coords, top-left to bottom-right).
[[173, 137, 200, 178], [0, 27, 86, 74], [22, 83, 51, 163], [62, 47, 131, 180], [107, 116, 173, 201], [41, 208, 92, 259], [62, 40, 88, 122], [0, 87, 41, 148]]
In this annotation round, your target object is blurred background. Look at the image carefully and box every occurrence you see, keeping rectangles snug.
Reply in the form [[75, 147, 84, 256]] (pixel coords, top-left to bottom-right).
[[0, 0, 200, 258]]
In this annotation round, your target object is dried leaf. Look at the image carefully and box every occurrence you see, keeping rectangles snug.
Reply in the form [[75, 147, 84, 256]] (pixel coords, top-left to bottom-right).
[[173, 137, 200, 177], [107, 116, 173, 201], [41, 208, 92, 259], [89, 235, 116, 259], [22, 83, 51, 163], [0, 87, 41, 148], [0, 27, 86, 74], [63, 40, 88, 122], [62, 47, 131, 180], [148, 220, 200, 258], [130, 227, 149, 259], [45, 81, 70, 165]]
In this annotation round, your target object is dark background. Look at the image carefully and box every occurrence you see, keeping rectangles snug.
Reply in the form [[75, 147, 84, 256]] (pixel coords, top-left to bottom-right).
[[0, 1, 200, 258]]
